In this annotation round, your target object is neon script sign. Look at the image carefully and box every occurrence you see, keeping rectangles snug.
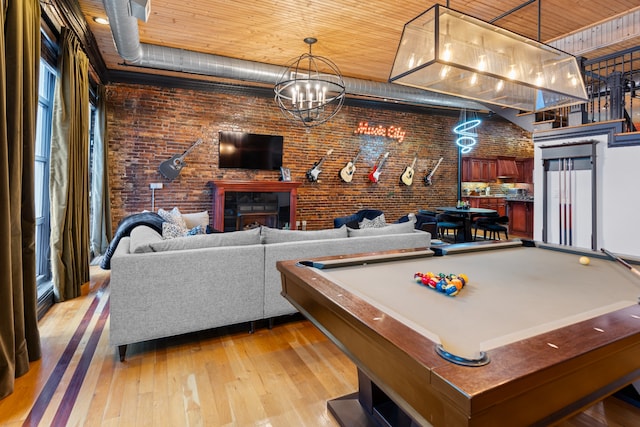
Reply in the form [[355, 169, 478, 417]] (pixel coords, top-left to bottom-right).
[[453, 119, 481, 153], [354, 122, 406, 143]]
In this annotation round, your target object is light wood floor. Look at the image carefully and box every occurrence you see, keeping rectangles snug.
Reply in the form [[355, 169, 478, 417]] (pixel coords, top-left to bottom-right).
[[0, 266, 639, 426]]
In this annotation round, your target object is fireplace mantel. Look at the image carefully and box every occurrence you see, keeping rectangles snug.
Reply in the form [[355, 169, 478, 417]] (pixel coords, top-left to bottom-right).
[[207, 180, 302, 231]]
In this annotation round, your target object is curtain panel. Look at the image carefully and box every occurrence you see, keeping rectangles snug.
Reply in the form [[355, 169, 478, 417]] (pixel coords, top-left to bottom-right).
[[0, 0, 42, 399], [49, 28, 90, 302], [90, 85, 112, 258]]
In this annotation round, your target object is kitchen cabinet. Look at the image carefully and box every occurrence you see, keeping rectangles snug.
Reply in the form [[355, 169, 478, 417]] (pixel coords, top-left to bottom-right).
[[523, 158, 534, 183], [516, 158, 534, 183], [483, 197, 506, 216], [462, 158, 497, 182], [462, 158, 470, 182], [463, 197, 480, 208], [507, 200, 533, 238], [462, 197, 506, 216]]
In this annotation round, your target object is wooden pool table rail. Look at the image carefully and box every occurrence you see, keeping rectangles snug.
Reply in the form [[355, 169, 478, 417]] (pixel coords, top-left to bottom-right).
[[277, 246, 640, 427]]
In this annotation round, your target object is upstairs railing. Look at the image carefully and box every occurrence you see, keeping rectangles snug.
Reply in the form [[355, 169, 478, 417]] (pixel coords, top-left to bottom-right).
[[534, 47, 640, 134]]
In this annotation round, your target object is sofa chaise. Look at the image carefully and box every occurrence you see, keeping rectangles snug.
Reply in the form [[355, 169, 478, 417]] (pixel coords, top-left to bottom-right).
[[109, 220, 431, 361]]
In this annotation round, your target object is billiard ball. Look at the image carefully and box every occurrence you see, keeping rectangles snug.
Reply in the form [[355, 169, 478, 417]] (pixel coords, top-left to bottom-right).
[[450, 278, 463, 290], [445, 284, 459, 296], [579, 256, 590, 265]]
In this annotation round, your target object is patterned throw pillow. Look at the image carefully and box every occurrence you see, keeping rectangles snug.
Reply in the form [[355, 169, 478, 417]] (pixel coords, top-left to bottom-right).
[[162, 222, 185, 239], [162, 222, 204, 239], [359, 214, 386, 229], [158, 207, 188, 230]]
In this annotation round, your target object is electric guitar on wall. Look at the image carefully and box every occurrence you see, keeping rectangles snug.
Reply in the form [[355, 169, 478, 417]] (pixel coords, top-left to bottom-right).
[[159, 138, 204, 181], [306, 149, 333, 182], [368, 152, 389, 183], [339, 149, 362, 183], [423, 157, 444, 186], [400, 156, 418, 186]]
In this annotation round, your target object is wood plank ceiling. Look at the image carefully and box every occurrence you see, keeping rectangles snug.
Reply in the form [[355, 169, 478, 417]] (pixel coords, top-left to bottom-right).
[[76, 0, 640, 89]]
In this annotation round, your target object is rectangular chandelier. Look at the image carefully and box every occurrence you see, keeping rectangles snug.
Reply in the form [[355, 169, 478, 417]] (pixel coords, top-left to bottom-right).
[[389, 5, 588, 112]]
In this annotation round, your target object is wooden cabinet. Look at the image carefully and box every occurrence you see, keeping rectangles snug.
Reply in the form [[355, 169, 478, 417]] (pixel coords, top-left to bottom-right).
[[462, 197, 506, 216], [462, 158, 470, 182], [464, 157, 533, 183], [523, 158, 534, 183], [483, 197, 506, 216], [508, 201, 533, 238], [516, 158, 534, 183], [462, 158, 497, 182], [463, 197, 480, 208]]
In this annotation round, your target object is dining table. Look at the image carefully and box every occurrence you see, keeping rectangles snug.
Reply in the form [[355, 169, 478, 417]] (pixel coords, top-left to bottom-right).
[[435, 206, 497, 242]]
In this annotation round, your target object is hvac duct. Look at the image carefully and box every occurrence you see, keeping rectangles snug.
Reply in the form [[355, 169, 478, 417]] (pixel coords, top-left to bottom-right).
[[102, 0, 484, 111]]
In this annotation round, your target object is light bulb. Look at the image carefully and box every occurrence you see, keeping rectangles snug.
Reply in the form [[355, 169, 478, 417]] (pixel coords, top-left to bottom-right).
[[535, 72, 544, 87], [477, 55, 487, 72], [442, 43, 452, 61]]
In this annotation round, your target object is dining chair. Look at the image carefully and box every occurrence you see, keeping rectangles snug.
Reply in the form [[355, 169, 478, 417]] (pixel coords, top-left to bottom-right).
[[436, 213, 464, 241], [473, 215, 509, 240]]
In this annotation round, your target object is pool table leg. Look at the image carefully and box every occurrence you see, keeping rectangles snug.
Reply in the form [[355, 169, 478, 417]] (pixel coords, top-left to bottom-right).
[[327, 368, 420, 427]]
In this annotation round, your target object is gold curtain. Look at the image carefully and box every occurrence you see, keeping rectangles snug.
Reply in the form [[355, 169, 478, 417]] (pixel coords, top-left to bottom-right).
[[0, 0, 42, 399], [49, 28, 90, 302]]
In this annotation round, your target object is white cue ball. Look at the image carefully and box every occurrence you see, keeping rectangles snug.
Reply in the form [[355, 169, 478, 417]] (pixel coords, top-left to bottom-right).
[[579, 256, 590, 265]]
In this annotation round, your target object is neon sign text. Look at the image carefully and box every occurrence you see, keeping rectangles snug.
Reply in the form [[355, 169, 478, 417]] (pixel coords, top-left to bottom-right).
[[354, 122, 406, 143]]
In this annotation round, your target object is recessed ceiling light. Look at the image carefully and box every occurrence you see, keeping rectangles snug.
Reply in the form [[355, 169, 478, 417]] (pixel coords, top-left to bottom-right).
[[93, 17, 109, 25]]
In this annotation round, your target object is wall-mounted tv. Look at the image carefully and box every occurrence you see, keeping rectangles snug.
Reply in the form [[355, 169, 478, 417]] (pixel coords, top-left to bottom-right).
[[218, 131, 284, 170]]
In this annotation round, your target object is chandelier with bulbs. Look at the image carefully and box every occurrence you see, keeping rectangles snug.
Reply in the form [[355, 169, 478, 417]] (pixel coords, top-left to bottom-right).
[[389, 5, 588, 112], [274, 38, 346, 128]]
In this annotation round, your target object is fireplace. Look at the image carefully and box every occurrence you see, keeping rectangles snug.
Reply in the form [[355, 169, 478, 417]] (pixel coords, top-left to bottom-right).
[[208, 180, 301, 232]]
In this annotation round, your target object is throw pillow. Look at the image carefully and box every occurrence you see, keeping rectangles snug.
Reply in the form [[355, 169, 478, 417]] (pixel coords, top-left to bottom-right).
[[162, 222, 186, 239], [359, 214, 386, 229], [261, 225, 348, 244], [186, 225, 205, 235], [158, 207, 188, 230], [182, 211, 210, 229]]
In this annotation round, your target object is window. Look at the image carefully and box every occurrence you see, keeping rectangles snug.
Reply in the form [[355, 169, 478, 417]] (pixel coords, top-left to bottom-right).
[[35, 59, 56, 314]]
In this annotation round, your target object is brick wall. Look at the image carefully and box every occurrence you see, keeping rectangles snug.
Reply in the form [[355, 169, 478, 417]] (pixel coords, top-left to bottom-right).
[[106, 82, 531, 231]]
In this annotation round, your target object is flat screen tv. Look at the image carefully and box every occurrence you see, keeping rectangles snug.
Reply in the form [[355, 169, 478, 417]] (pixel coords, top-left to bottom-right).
[[218, 131, 284, 170]]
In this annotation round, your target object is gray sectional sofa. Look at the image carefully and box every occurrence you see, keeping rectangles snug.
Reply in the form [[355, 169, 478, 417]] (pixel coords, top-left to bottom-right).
[[109, 221, 431, 360]]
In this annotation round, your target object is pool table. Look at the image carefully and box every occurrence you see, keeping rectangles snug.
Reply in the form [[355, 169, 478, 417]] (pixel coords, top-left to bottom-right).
[[276, 240, 640, 427]]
